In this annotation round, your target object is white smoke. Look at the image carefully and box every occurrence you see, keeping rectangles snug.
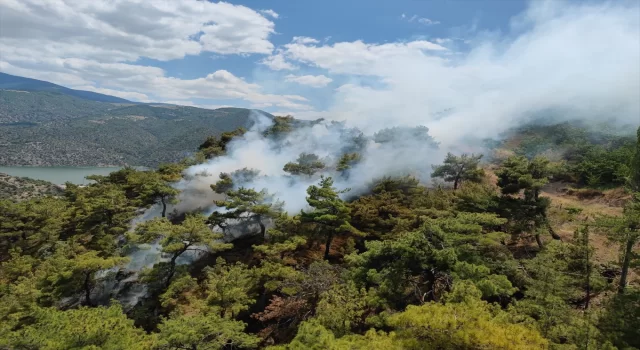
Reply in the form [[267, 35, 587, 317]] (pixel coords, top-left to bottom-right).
[[169, 110, 444, 214], [283, 1, 639, 146]]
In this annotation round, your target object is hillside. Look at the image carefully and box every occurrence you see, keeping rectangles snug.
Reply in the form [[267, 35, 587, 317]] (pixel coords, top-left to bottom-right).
[[0, 72, 131, 103], [0, 89, 272, 166], [0, 172, 63, 201], [0, 119, 637, 349]]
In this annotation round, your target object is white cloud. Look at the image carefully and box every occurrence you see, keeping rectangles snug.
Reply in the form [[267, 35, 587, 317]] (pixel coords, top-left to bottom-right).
[[163, 101, 235, 110], [260, 9, 279, 19], [0, 0, 313, 109], [285, 74, 333, 88], [0, 0, 276, 60], [434, 38, 452, 44], [280, 39, 447, 75], [74, 85, 152, 102], [417, 18, 440, 25], [292, 36, 320, 44], [260, 53, 299, 71], [402, 14, 440, 25], [0, 48, 311, 108]]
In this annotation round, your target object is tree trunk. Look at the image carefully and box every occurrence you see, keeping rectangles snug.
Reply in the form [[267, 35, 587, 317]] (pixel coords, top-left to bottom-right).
[[453, 176, 460, 190], [166, 246, 187, 288], [618, 239, 634, 294], [584, 226, 591, 309], [542, 211, 561, 240], [324, 232, 334, 260], [83, 271, 93, 306], [535, 234, 544, 249], [161, 196, 167, 218], [259, 220, 266, 239], [548, 224, 562, 240]]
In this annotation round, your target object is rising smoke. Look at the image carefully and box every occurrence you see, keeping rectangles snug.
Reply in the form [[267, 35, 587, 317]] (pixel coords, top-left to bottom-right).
[[166, 1, 640, 216], [284, 1, 639, 145], [173, 112, 443, 214]]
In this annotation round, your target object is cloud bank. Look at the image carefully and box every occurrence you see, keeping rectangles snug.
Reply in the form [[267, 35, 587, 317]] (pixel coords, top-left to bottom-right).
[[274, 1, 640, 148]]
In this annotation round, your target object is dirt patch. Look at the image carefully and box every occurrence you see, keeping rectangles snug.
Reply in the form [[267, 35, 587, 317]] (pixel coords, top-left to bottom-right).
[[542, 182, 638, 286]]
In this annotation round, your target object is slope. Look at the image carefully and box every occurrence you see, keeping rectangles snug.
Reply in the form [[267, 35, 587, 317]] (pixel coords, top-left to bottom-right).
[[0, 90, 273, 167], [0, 72, 131, 103]]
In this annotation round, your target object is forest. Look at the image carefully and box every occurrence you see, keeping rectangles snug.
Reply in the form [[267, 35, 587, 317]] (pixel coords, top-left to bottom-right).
[[0, 116, 638, 350]]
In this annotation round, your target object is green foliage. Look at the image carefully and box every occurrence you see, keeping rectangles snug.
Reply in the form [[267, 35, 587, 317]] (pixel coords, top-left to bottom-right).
[[263, 115, 295, 139], [301, 176, 362, 259], [431, 152, 485, 190], [1, 304, 153, 350], [388, 283, 548, 350], [598, 288, 640, 349], [1, 120, 638, 350], [133, 214, 232, 287], [36, 245, 128, 306], [512, 242, 581, 342], [373, 126, 438, 148], [211, 186, 283, 238], [0, 197, 69, 258], [156, 312, 259, 350], [336, 153, 361, 177], [571, 143, 633, 188], [496, 155, 559, 247], [269, 320, 400, 350], [630, 126, 640, 192], [497, 155, 550, 199], [283, 153, 326, 177], [314, 281, 369, 336], [202, 257, 259, 318], [595, 199, 640, 293], [348, 212, 514, 308], [508, 122, 635, 188], [66, 182, 138, 254], [198, 128, 247, 159]]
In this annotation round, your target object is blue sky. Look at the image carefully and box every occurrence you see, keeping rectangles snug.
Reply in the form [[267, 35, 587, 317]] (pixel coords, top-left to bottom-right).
[[0, 0, 638, 138], [144, 0, 528, 81]]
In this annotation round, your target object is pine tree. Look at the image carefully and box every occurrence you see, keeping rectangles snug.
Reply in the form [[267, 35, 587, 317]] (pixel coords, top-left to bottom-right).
[[628, 126, 640, 192], [133, 214, 232, 287], [496, 155, 559, 248], [3, 304, 153, 349], [431, 152, 485, 190], [284, 153, 326, 177], [212, 187, 283, 239], [596, 200, 640, 294], [301, 177, 361, 260]]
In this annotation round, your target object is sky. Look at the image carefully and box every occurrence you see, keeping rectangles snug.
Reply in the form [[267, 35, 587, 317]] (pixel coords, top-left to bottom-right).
[[0, 0, 638, 139]]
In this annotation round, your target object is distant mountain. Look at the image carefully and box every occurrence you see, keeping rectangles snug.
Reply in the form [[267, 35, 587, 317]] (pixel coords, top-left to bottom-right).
[[0, 72, 131, 103], [0, 88, 273, 167]]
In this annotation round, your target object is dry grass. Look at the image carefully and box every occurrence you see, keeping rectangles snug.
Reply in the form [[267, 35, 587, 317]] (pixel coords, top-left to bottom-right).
[[542, 182, 638, 287]]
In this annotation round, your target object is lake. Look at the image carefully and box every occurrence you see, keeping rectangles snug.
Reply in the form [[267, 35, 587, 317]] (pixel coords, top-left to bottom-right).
[[0, 166, 125, 185]]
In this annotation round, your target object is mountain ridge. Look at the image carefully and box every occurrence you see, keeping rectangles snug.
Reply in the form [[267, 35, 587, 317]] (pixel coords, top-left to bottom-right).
[[0, 72, 133, 103]]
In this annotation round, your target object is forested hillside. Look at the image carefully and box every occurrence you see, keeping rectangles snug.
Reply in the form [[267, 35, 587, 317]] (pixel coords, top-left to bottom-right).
[[0, 89, 271, 166], [0, 118, 638, 349]]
